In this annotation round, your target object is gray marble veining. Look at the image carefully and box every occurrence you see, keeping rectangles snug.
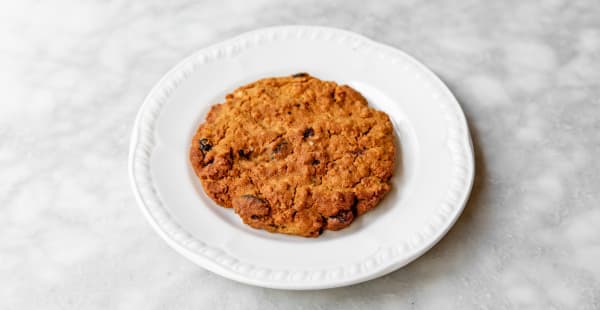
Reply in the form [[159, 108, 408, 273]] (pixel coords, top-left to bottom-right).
[[1, 0, 599, 309]]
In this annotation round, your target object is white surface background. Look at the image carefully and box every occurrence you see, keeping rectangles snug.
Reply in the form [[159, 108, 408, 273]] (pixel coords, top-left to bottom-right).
[[1, 1, 599, 309]]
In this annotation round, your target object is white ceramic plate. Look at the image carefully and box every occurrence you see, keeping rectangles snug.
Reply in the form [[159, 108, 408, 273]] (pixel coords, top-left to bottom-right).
[[129, 26, 474, 290]]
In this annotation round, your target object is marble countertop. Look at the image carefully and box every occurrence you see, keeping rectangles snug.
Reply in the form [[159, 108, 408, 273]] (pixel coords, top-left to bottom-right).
[[2, 1, 599, 309]]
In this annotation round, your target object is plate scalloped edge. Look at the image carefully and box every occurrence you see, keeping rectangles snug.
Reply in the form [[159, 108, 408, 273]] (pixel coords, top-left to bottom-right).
[[128, 25, 475, 290]]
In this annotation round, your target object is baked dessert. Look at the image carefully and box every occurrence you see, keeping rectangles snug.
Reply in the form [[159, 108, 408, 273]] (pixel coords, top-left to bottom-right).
[[190, 73, 395, 237]]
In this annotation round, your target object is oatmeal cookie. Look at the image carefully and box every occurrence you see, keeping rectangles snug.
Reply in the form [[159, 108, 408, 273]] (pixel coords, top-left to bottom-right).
[[190, 73, 395, 237]]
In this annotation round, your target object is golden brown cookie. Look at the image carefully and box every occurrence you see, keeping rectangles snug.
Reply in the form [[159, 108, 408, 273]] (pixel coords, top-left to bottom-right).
[[190, 73, 395, 237]]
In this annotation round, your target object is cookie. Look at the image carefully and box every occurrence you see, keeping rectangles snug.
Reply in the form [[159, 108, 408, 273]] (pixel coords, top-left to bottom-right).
[[190, 73, 395, 237]]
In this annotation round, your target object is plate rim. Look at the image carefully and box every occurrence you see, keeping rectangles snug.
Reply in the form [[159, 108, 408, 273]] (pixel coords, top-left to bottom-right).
[[128, 25, 475, 290]]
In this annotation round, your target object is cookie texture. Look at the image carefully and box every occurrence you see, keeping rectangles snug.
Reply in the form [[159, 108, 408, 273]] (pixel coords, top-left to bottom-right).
[[190, 74, 395, 237]]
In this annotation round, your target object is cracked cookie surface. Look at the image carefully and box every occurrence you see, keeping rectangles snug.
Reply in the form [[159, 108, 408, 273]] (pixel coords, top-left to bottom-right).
[[190, 74, 395, 237]]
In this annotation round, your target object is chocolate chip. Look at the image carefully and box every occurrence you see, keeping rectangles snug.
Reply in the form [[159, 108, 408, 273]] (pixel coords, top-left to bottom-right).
[[303, 127, 314, 139], [351, 149, 364, 156], [251, 215, 260, 220], [330, 210, 353, 224], [311, 159, 320, 165], [272, 141, 288, 154], [292, 72, 308, 78], [238, 149, 251, 160], [199, 138, 212, 152]]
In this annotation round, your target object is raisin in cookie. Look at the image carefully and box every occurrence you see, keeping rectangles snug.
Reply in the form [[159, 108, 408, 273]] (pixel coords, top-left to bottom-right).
[[190, 73, 395, 237]]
